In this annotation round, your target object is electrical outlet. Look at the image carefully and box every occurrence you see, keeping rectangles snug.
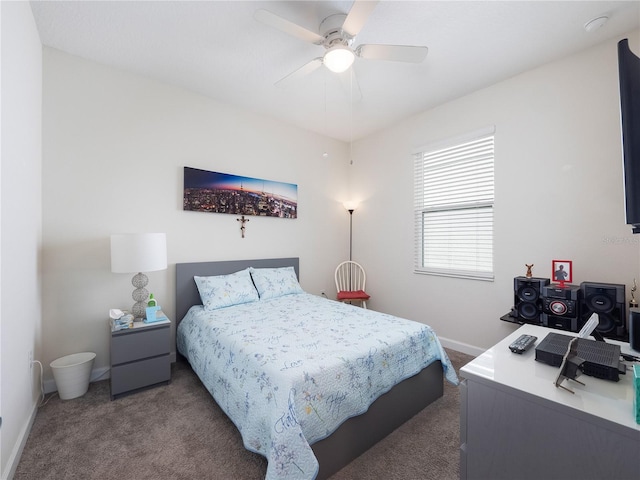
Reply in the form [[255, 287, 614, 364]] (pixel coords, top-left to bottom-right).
[[28, 350, 33, 371]]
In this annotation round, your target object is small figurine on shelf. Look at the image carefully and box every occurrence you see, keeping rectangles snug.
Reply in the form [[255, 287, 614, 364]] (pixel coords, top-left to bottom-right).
[[525, 264, 534, 278], [631, 279, 638, 308]]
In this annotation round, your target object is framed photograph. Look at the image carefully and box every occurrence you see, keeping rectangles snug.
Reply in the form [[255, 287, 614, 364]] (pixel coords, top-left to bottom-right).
[[552, 260, 572, 285], [183, 166, 297, 218]]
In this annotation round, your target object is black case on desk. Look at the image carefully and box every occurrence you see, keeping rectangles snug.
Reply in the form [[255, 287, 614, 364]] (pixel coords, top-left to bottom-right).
[[534, 332, 623, 382]]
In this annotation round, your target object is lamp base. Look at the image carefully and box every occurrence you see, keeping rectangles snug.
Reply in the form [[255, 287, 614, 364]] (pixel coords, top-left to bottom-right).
[[131, 272, 149, 320]]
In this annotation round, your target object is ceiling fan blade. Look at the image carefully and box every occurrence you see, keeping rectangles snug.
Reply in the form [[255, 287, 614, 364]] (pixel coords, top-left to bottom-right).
[[342, 0, 379, 37], [275, 58, 323, 88], [338, 68, 363, 103], [356, 44, 428, 63], [254, 9, 324, 45]]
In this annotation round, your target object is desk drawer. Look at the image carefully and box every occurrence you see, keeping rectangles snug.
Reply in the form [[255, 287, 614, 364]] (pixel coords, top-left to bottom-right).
[[111, 326, 170, 364]]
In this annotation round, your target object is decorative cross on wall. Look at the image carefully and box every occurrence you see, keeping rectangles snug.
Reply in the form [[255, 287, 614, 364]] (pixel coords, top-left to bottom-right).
[[237, 215, 249, 238]]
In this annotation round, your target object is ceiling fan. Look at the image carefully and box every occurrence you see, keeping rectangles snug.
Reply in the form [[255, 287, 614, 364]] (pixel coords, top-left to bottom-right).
[[254, 0, 428, 89]]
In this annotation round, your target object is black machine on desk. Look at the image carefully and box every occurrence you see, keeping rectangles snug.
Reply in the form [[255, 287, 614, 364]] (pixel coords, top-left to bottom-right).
[[503, 277, 628, 341], [534, 332, 625, 382]]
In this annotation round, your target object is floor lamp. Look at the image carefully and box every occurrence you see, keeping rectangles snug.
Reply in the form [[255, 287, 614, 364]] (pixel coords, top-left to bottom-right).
[[343, 202, 358, 261], [343, 202, 358, 292], [348, 208, 354, 261]]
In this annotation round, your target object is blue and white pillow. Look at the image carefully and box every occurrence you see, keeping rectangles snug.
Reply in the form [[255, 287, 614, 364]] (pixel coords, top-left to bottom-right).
[[249, 266, 304, 300], [194, 268, 259, 311]]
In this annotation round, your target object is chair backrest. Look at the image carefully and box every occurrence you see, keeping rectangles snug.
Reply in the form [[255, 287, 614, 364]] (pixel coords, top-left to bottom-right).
[[335, 261, 367, 292]]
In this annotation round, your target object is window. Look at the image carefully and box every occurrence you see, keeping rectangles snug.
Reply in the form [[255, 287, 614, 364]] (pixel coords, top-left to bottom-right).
[[413, 127, 495, 281]]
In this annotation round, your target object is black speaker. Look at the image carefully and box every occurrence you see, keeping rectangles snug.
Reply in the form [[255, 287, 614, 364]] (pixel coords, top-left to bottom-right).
[[629, 308, 640, 352], [513, 277, 550, 325], [541, 284, 582, 332], [580, 282, 627, 340]]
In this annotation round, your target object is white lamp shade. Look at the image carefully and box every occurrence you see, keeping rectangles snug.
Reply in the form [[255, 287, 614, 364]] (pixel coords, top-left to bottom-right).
[[343, 201, 359, 212], [110, 233, 167, 273], [324, 45, 355, 73]]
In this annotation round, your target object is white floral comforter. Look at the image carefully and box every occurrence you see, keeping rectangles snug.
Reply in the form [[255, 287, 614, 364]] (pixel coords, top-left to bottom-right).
[[177, 293, 458, 480]]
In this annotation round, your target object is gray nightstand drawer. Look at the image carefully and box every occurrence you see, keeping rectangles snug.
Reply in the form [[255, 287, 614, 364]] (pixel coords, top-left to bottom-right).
[[111, 325, 170, 364], [109, 318, 172, 400], [111, 355, 170, 397]]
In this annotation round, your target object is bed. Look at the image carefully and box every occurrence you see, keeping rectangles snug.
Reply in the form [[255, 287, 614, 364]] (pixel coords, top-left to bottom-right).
[[175, 258, 458, 480]]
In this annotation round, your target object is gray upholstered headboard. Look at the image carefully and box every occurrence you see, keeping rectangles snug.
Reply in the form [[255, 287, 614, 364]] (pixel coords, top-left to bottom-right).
[[175, 257, 300, 324]]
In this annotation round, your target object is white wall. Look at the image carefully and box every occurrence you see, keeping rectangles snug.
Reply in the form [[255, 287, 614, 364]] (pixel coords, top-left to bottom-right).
[[0, 2, 43, 478], [41, 48, 350, 386], [351, 30, 640, 353]]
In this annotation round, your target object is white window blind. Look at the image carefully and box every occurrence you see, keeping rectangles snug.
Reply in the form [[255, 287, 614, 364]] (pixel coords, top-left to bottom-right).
[[414, 129, 495, 280]]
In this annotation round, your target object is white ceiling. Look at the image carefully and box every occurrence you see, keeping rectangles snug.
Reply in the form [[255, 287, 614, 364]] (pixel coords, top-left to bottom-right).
[[30, 1, 640, 142]]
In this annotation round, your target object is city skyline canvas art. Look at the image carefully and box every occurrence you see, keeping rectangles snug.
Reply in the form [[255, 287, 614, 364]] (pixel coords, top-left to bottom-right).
[[183, 167, 298, 218]]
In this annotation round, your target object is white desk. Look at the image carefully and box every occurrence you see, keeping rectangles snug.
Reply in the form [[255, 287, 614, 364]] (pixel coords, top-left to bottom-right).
[[460, 324, 640, 480]]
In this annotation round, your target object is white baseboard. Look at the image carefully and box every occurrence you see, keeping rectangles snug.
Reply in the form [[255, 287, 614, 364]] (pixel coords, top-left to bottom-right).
[[438, 336, 485, 358], [3, 403, 37, 480]]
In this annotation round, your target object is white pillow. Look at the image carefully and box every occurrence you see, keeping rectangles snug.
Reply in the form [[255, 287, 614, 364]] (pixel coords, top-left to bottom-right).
[[249, 266, 303, 300], [194, 268, 259, 311]]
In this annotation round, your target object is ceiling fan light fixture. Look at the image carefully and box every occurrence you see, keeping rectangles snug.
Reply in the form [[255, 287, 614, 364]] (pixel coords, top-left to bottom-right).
[[323, 45, 355, 73]]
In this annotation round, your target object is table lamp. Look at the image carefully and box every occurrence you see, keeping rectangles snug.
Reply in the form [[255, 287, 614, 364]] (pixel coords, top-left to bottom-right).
[[111, 233, 167, 320]]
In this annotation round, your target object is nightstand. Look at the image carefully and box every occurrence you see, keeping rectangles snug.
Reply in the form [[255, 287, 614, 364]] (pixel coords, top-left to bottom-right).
[[110, 317, 171, 400]]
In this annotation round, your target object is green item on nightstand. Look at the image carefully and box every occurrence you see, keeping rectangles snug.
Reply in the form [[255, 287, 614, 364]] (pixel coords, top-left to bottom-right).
[[634, 365, 640, 424], [147, 293, 157, 307]]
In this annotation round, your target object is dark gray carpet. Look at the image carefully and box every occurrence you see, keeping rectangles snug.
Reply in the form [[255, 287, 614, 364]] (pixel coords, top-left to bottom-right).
[[14, 349, 473, 480]]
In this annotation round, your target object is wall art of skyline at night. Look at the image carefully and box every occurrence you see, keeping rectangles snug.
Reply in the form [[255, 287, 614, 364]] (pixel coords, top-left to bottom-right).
[[183, 166, 297, 218]]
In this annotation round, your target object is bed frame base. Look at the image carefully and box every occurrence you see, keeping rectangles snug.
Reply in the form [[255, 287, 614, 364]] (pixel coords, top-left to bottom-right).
[[312, 360, 443, 479]]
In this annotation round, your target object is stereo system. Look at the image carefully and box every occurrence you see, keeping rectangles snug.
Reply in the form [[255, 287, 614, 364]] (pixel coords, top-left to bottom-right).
[[507, 278, 628, 341], [541, 284, 582, 333], [512, 277, 549, 324], [580, 282, 627, 341]]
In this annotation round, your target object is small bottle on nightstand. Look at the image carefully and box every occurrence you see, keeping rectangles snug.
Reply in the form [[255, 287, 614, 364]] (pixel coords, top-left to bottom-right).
[[147, 293, 157, 307]]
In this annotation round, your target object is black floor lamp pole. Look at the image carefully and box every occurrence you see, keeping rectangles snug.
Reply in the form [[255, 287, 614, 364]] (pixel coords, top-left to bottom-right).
[[348, 209, 354, 262], [348, 208, 354, 292]]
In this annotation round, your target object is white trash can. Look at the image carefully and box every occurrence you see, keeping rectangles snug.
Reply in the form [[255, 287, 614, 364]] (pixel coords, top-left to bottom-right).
[[50, 352, 96, 400]]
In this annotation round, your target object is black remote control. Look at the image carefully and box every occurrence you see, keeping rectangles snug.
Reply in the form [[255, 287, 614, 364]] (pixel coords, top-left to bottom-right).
[[509, 334, 537, 354]]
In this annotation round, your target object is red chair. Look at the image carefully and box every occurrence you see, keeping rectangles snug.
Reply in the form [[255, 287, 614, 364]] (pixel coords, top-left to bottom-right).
[[335, 261, 370, 309]]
